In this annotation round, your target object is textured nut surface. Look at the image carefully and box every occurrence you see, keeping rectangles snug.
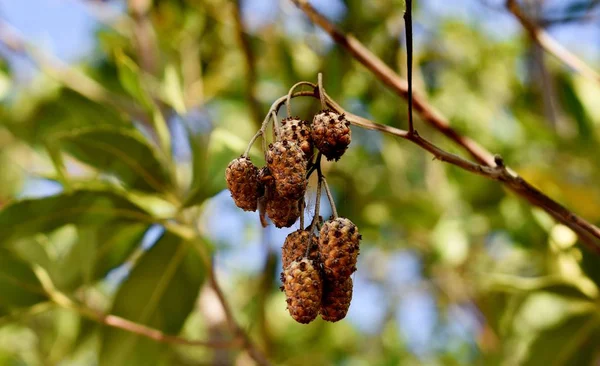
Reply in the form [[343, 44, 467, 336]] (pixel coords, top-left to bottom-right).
[[266, 141, 307, 200], [265, 193, 301, 228], [280, 117, 313, 159], [318, 217, 361, 281], [225, 157, 260, 211], [282, 229, 319, 268], [311, 109, 351, 161], [282, 258, 322, 324], [320, 276, 353, 322]]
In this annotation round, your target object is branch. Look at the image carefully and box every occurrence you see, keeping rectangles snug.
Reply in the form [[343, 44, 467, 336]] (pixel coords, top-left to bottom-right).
[[506, 0, 600, 85], [31, 266, 239, 349], [290, 0, 600, 253], [291, 0, 495, 167], [191, 235, 272, 366], [128, 0, 159, 75]]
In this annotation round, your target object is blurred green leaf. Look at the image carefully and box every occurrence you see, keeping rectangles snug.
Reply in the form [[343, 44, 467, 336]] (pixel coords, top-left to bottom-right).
[[182, 125, 209, 207], [0, 249, 47, 309], [556, 73, 594, 142], [99, 232, 205, 366], [522, 313, 600, 366], [0, 190, 152, 246], [163, 64, 187, 114], [115, 50, 152, 110], [5, 89, 131, 145], [51, 223, 149, 291], [184, 128, 257, 207], [57, 126, 173, 193]]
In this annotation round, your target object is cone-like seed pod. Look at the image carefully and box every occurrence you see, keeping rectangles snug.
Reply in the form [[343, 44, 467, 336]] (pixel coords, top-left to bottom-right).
[[311, 109, 351, 161], [282, 229, 319, 268], [282, 258, 322, 324], [225, 157, 260, 211], [266, 141, 307, 200], [280, 117, 313, 159], [318, 217, 361, 280], [320, 277, 353, 322], [266, 193, 301, 228], [259, 166, 301, 228]]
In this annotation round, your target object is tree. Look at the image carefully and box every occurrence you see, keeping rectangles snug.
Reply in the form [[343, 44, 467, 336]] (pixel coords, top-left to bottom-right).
[[1, 0, 600, 364]]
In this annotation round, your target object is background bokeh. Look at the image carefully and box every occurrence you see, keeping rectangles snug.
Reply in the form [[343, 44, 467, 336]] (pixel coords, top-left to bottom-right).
[[1, 0, 600, 365]]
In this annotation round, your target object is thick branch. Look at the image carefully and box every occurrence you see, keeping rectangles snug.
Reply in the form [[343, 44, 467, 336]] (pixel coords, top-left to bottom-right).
[[291, 0, 495, 166], [506, 0, 600, 85], [290, 0, 600, 252]]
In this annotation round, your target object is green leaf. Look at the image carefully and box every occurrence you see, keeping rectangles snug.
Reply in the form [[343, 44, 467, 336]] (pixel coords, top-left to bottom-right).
[[163, 64, 187, 114], [115, 50, 152, 110], [0, 190, 152, 246], [523, 313, 600, 366], [556, 73, 594, 142], [0, 249, 48, 309], [182, 124, 209, 207], [184, 128, 259, 207], [99, 232, 205, 366], [5, 89, 131, 146], [51, 223, 149, 291], [57, 126, 173, 193]]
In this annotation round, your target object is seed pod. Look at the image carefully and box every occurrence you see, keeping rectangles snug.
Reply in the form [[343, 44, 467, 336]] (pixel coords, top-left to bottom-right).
[[320, 277, 353, 322], [280, 117, 313, 159], [282, 229, 319, 268], [225, 157, 260, 211], [282, 258, 322, 324], [318, 217, 361, 281], [266, 141, 307, 200], [265, 193, 301, 228], [311, 109, 351, 161]]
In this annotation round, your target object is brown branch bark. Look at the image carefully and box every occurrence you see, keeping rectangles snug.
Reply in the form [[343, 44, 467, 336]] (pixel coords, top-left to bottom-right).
[[291, 0, 495, 166], [506, 0, 600, 85], [95, 312, 240, 348], [286, 3, 600, 253], [128, 0, 159, 75]]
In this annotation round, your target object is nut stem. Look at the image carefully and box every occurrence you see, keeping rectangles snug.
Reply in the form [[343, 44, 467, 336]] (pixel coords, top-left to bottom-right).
[[285, 81, 317, 116], [321, 176, 338, 219]]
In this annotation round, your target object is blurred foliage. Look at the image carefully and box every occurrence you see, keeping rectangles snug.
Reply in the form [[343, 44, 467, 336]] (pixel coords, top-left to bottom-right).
[[1, 0, 600, 365]]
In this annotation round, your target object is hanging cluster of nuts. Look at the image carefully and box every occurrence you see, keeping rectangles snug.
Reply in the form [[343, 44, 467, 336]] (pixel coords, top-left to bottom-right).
[[225, 75, 361, 323]]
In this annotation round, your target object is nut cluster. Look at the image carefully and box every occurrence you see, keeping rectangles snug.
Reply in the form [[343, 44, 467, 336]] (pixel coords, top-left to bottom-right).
[[280, 225, 361, 323], [225, 75, 362, 323]]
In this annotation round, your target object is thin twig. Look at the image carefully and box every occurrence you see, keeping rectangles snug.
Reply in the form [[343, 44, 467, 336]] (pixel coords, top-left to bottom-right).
[[307, 153, 323, 236], [285, 81, 317, 116], [317, 73, 327, 110], [300, 199, 305, 229], [271, 110, 281, 141], [291, 0, 495, 166], [506, 0, 600, 85], [275, 88, 600, 253], [404, 0, 414, 133], [307, 171, 322, 257], [321, 176, 338, 219], [31, 266, 240, 349], [128, 0, 159, 75], [289, 1, 600, 252], [190, 235, 271, 366]]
